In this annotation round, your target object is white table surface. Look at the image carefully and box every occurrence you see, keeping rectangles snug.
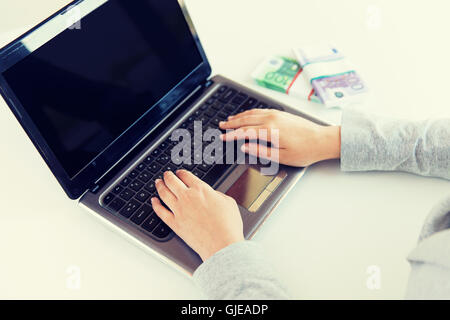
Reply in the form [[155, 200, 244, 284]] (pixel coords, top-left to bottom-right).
[[0, 0, 449, 299]]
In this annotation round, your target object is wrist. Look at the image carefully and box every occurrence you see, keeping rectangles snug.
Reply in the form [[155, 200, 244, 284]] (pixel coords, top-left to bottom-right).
[[317, 125, 341, 161]]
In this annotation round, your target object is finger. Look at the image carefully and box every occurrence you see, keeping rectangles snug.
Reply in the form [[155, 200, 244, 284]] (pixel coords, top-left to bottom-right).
[[176, 169, 207, 189], [219, 115, 267, 130], [155, 178, 178, 211], [151, 197, 175, 229], [163, 170, 188, 198], [241, 143, 281, 163], [219, 126, 261, 141], [227, 108, 273, 120]]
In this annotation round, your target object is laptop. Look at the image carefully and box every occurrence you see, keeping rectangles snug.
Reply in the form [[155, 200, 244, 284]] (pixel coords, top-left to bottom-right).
[[0, 0, 327, 275]]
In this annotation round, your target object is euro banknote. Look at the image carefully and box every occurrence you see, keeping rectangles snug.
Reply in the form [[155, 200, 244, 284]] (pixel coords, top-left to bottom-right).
[[312, 72, 368, 107], [252, 56, 320, 104]]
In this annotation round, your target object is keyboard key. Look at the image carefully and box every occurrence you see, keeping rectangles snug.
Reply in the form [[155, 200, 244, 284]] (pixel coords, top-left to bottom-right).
[[159, 141, 170, 150], [165, 136, 175, 145], [218, 86, 228, 93], [187, 116, 195, 123], [136, 190, 151, 202], [224, 104, 236, 113], [137, 170, 152, 183], [142, 214, 162, 233], [242, 97, 258, 109], [129, 170, 139, 179], [198, 115, 209, 124], [210, 117, 221, 127], [119, 199, 141, 218], [156, 154, 171, 165], [153, 172, 164, 181], [217, 112, 228, 120], [219, 88, 237, 103], [182, 163, 196, 171], [211, 101, 223, 111], [103, 193, 114, 205], [136, 162, 146, 172], [193, 109, 203, 118], [231, 93, 248, 106], [144, 181, 156, 193], [205, 98, 215, 105], [119, 189, 135, 201], [164, 147, 175, 157], [120, 177, 131, 187], [129, 180, 144, 192], [169, 140, 179, 149], [131, 205, 153, 226], [164, 164, 178, 172], [153, 222, 172, 238], [180, 121, 189, 129], [151, 149, 162, 157], [112, 185, 123, 195], [108, 198, 126, 213], [204, 109, 216, 118], [143, 155, 153, 165], [148, 162, 162, 174], [198, 163, 212, 173], [192, 168, 206, 179]]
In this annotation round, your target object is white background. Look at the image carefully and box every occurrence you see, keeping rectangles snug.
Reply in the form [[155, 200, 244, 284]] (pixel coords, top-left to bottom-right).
[[0, 0, 449, 299]]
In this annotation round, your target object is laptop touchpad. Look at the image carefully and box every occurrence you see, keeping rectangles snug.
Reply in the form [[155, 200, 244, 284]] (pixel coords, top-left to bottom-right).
[[225, 167, 287, 212]]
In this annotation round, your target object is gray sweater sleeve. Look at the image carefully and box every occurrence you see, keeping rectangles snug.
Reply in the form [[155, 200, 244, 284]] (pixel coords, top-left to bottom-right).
[[340, 108, 450, 180], [193, 241, 289, 300]]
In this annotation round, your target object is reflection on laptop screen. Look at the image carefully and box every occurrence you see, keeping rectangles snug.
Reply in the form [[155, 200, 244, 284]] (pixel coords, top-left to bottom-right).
[[2, 0, 203, 178]]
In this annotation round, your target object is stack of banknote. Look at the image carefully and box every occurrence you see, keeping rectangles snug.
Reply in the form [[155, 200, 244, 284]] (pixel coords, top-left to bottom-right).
[[253, 45, 368, 108], [293, 44, 368, 107], [251, 56, 321, 104]]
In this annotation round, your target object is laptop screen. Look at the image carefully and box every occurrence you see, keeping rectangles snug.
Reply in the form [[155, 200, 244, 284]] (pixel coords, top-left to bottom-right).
[[2, 0, 204, 179]]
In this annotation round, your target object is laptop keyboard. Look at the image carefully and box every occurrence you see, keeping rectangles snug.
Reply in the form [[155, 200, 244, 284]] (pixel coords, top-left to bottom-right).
[[100, 84, 283, 241]]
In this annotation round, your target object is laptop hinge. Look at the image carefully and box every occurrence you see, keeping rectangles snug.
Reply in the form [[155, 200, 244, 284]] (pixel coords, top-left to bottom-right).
[[90, 184, 100, 193], [204, 79, 213, 88]]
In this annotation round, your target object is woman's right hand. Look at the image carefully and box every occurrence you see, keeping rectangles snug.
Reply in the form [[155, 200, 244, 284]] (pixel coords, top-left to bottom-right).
[[219, 109, 341, 167]]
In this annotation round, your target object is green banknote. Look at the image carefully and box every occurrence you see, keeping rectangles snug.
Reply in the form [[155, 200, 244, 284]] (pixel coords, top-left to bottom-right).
[[252, 56, 320, 103]]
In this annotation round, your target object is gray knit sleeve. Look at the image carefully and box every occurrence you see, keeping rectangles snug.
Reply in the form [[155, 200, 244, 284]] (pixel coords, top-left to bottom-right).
[[340, 108, 450, 180], [193, 241, 289, 300]]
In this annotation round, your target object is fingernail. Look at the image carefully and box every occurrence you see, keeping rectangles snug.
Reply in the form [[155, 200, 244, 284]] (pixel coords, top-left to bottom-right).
[[219, 121, 226, 126], [155, 179, 162, 184]]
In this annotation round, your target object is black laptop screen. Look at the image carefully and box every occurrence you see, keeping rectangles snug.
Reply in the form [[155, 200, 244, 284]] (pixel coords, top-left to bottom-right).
[[2, 0, 204, 178]]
